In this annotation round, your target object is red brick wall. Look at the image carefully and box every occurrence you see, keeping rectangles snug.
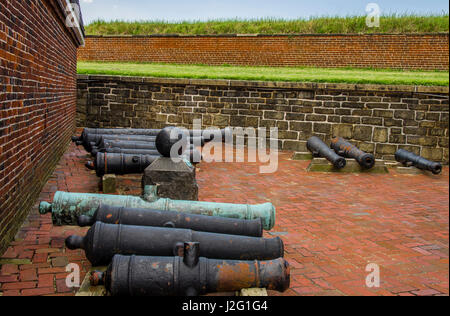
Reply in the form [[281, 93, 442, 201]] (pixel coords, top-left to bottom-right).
[[0, 0, 80, 254], [78, 34, 449, 71]]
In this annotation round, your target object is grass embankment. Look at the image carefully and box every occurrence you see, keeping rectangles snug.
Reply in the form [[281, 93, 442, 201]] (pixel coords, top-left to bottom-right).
[[85, 14, 449, 36], [77, 62, 449, 86]]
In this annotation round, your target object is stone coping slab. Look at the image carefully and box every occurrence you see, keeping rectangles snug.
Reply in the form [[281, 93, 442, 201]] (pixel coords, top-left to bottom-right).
[[77, 74, 449, 94]]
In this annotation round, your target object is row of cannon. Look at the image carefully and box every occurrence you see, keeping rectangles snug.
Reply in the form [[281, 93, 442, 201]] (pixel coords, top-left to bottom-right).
[[40, 188, 289, 296], [307, 136, 443, 174], [73, 127, 232, 176]]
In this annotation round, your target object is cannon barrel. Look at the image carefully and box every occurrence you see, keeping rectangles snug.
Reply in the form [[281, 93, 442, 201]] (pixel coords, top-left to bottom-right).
[[78, 204, 264, 237], [331, 138, 376, 169], [395, 149, 443, 175], [156, 127, 232, 157], [86, 153, 160, 176], [39, 186, 276, 230], [91, 245, 290, 296], [91, 146, 160, 157], [307, 137, 346, 169], [66, 222, 284, 266]]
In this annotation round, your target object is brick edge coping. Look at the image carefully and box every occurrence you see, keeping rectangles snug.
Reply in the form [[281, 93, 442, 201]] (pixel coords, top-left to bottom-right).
[[77, 74, 450, 94], [84, 33, 450, 38]]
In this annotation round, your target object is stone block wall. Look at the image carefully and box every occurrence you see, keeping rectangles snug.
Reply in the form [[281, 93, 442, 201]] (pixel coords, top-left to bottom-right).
[[77, 75, 449, 163]]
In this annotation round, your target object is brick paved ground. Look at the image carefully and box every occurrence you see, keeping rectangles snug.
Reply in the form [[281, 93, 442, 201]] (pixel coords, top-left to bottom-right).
[[0, 142, 448, 296]]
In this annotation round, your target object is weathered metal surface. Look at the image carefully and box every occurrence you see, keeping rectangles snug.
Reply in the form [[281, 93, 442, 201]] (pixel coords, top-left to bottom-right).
[[331, 137, 376, 169], [90, 242, 290, 296], [395, 149, 443, 175], [66, 223, 284, 265], [39, 185, 276, 230], [78, 204, 264, 237], [95, 140, 157, 152], [156, 127, 231, 157], [96, 147, 165, 156], [86, 153, 160, 176], [307, 136, 346, 169]]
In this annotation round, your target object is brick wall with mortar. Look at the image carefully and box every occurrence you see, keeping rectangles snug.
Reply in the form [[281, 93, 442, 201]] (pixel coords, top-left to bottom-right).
[[0, 0, 83, 255], [77, 34, 449, 71], [77, 75, 449, 163]]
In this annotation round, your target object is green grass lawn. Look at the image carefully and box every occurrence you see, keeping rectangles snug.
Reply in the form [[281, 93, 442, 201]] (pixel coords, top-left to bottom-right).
[[85, 14, 449, 36], [77, 62, 449, 86]]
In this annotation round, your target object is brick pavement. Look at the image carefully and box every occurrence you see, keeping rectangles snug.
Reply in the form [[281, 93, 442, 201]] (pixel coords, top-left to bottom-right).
[[0, 142, 448, 296]]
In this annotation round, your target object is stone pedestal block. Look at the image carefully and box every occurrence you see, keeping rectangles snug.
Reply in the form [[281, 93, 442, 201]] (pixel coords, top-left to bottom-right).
[[142, 158, 198, 201]]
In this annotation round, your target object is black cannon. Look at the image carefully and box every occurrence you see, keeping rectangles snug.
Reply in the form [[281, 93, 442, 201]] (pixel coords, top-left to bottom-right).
[[95, 148, 166, 156], [395, 149, 443, 175], [85, 153, 161, 176], [65, 222, 284, 266], [78, 204, 264, 237], [90, 243, 290, 296], [156, 127, 231, 157], [331, 138, 376, 169], [73, 129, 160, 151], [307, 137, 347, 169]]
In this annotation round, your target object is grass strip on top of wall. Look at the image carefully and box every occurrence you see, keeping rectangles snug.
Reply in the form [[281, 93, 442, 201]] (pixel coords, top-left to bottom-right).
[[77, 62, 450, 86], [85, 14, 449, 36]]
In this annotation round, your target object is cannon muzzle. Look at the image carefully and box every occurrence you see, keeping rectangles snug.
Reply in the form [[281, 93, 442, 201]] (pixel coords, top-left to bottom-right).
[[331, 137, 375, 169], [395, 149, 443, 175], [91, 245, 290, 296], [307, 136, 346, 169], [67, 222, 284, 266]]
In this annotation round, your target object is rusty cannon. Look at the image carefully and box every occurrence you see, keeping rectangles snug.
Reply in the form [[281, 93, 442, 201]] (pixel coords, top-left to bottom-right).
[[330, 137, 376, 170], [65, 222, 284, 266], [85, 153, 161, 176], [90, 243, 290, 296], [39, 186, 276, 230], [307, 137, 347, 169], [395, 149, 443, 175], [78, 204, 264, 237]]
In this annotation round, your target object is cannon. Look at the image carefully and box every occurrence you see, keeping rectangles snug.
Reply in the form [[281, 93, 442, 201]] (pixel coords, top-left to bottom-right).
[[331, 138, 376, 169], [73, 129, 160, 151], [90, 243, 290, 296], [307, 137, 347, 169], [156, 127, 231, 157], [395, 149, 443, 175], [85, 153, 161, 176], [65, 222, 284, 266], [91, 146, 160, 157], [39, 186, 276, 230], [78, 204, 264, 237]]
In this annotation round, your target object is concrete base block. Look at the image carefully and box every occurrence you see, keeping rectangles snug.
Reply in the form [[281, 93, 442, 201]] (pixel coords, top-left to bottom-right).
[[143, 157, 199, 201], [102, 175, 117, 194], [307, 158, 389, 174], [292, 152, 314, 161], [76, 267, 107, 297]]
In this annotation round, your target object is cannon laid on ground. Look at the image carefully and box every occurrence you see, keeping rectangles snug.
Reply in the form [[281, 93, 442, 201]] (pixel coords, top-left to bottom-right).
[[66, 222, 284, 266], [78, 204, 264, 237], [307, 137, 347, 169], [90, 243, 290, 296], [39, 186, 276, 230], [73, 129, 160, 151], [331, 138, 376, 169], [85, 153, 161, 176], [156, 126, 231, 157], [395, 149, 443, 175]]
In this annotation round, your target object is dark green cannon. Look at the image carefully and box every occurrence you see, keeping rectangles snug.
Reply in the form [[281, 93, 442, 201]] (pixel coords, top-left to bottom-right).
[[95, 148, 164, 156], [85, 153, 161, 176], [78, 204, 264, 237], [39, 186, 276, 230], [395, 149, 443, 175], [307, 137, 346, 169], [331, 138, 376, 169], [66, 222, 284, 266], [90, 243, 290, 296]]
